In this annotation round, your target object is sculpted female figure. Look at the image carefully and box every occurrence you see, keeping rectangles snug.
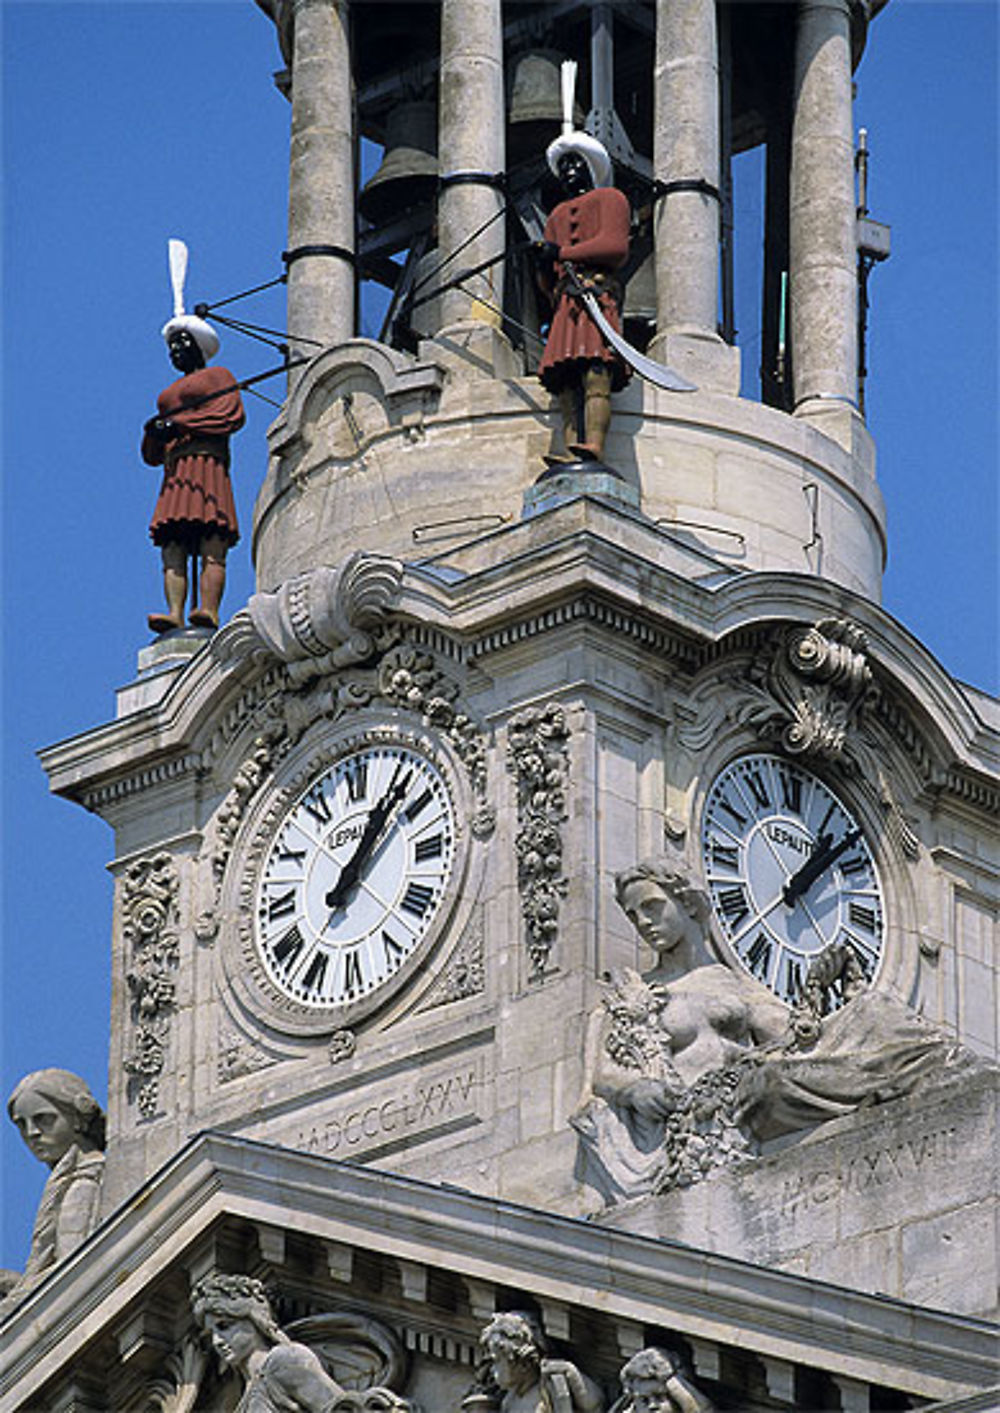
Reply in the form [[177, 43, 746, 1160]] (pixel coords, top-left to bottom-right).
[[2, 1069, 106, 1307], [478, 1312, 604, 1413], [572, 860, 787, 1204], [191, 1274, 346, 1412]]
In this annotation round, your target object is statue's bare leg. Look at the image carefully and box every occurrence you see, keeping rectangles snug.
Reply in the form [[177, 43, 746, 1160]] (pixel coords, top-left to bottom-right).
[[148, 540, 188, 634], [189, 533, 227, 629]]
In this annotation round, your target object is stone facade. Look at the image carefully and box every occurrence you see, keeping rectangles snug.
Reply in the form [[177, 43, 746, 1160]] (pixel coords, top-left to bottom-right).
[[3, 2, 998, 1410]]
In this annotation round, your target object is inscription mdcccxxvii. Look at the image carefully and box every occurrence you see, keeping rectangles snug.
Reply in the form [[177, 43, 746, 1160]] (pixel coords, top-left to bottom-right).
[[781, 1126, 959, 1215]]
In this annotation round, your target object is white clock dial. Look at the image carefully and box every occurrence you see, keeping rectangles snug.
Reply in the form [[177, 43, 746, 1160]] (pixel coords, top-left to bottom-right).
[[701, 752, 884, 1005], [256, 743, 456, 1009]]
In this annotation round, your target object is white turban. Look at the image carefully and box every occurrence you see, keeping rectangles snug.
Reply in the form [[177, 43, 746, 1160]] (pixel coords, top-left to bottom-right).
[[546, 131, 612, 190], [161, 314, 219, 360]]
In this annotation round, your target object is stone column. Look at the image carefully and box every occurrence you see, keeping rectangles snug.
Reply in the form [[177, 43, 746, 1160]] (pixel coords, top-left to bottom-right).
[[286, 0, 354, 369], [650, 0, 739, 393], [435, 0, 516, 374], [790, 0, 858, 423]]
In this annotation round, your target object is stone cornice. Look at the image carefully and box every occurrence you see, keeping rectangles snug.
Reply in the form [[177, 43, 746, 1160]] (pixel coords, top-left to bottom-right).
[[1, 1130, 996, 1409], [37, 508, 997, 819]]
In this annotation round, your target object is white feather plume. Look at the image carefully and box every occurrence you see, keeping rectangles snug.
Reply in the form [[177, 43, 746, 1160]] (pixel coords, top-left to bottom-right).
[[560, 59, 577, 136], [168, 238, 189, 318]]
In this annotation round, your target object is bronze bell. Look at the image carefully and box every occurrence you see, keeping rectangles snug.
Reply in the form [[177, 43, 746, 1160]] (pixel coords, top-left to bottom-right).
[[359, 100, 438, 226], [507, 49, 581, 169]]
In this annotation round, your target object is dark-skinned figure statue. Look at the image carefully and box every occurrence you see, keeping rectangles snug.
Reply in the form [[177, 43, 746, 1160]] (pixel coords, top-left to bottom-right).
[[534, 65, 630, 474], [143, 241, 244, 635]]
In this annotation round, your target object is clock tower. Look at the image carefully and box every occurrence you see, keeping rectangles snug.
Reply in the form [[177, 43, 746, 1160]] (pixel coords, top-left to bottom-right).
[[4, 4, 998, 1411]]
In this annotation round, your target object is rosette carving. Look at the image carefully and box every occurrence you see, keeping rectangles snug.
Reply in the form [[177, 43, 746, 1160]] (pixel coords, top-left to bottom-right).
[[506, 702, 570, 980]]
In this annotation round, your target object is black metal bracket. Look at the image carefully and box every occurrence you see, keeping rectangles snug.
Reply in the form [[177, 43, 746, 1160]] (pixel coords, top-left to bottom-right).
[[438, 170, 507, 192], [652, 178, 721, 204], [281, 244, 357, 267]]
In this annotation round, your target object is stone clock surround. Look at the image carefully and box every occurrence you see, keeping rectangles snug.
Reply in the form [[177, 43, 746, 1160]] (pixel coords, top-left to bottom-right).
[[38, 503, 999, 1243]]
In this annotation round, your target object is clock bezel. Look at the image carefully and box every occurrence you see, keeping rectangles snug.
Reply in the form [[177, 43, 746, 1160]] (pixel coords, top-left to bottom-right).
[[219, 716, 479, 1038], [697, 749, 890, 1006]]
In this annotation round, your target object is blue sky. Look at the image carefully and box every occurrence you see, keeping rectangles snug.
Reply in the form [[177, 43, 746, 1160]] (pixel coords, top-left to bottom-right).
[[1, 0, 997, 1270]]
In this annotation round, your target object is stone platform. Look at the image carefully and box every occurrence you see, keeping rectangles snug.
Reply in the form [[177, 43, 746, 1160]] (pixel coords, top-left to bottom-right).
[[601, 1066, 999, 1319]]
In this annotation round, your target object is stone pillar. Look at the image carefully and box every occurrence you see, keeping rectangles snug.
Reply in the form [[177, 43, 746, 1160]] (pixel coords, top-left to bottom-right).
[[435, 0, 516, 375], [790, 0, 858, 426], [650, 0, 739, 393], [286, 0, 354, 370]]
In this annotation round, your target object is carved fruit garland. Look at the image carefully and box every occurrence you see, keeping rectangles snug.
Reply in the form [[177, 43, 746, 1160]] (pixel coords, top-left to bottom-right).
[[121, 852, 180, 1118], [506, 702, 570, 980]]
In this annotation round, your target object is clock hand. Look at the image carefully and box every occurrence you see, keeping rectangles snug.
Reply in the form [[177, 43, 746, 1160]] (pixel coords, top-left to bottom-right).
[[324, 765, 412, 910], [782, 826, 861, 906]]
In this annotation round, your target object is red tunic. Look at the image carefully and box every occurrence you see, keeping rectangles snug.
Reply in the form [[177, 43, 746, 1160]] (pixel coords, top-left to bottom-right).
[[537, 185, 631, 392], [144, 364, 245, 548]]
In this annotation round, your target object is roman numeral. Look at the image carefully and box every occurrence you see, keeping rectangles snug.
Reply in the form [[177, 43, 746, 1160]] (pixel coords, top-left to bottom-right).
[[401, 881, 434, 919], [716, 797, 748, 829], [266, 888, 296, 923], [272, 925, 304, 969], [343, 948, 363, 995], [717, 886, 749, 926], [382, 931, 406, 970], [414, 834, 443, 863], [711, 842, 739, 871], [780, 956, 804, 1004], [780, 770, 803, 815], [404, 788, 433, 823], [301, 787, 332, 826], [345, 760, 368, 803], [840, 854, 868, 877], [389, 760, 413, 795], [301, 952, 328, 995], [744, 769, 770, 811], [848, 902, 878, 933], [743, 932, 772, 982], [817, 801, 838, 838], [276, 844, 307, 866]]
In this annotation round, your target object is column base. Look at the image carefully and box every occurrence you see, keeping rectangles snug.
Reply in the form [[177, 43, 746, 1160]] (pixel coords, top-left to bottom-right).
[[647, 328, 741, 395], [422, 322, 523, 380], [794, 397, 874, 468]]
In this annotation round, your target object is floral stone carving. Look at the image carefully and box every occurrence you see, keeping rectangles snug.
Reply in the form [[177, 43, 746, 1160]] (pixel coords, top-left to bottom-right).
[[506, 702, 570, 980], [121, 852, 180, 1118]]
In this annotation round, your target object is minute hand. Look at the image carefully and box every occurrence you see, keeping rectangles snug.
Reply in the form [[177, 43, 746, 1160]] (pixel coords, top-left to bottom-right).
[[782, 826, 861, 906], [324, 774, 409, 910]]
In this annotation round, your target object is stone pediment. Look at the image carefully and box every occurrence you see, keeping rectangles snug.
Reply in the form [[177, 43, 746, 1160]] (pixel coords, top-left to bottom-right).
[[1, 1131, 996, 1412]]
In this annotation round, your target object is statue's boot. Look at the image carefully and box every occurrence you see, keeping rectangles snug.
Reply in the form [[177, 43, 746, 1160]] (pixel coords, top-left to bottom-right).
[[189, 552, 226, 630], [149, 552, 187, 634], [568, 366, 613, 462]]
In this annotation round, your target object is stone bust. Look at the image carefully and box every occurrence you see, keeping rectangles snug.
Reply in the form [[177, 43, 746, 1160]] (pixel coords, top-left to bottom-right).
[[614, 1348, 714, 1413], [2, 1068, 106, 1310], [191, 1273, 346, 1412], [477, 1312, 604, 1413]]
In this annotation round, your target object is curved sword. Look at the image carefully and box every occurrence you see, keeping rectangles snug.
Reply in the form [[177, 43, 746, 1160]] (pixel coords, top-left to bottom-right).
[[564, 262, 698, 393]]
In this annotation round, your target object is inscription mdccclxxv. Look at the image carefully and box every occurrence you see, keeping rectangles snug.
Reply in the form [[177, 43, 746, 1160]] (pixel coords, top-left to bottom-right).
[[295, 1066, 479, 1157]]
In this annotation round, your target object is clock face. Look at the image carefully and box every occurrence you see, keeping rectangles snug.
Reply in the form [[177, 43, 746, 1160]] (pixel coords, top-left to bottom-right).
[[255, 743, 456, 1009], [701, 752, 885, 1004]]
